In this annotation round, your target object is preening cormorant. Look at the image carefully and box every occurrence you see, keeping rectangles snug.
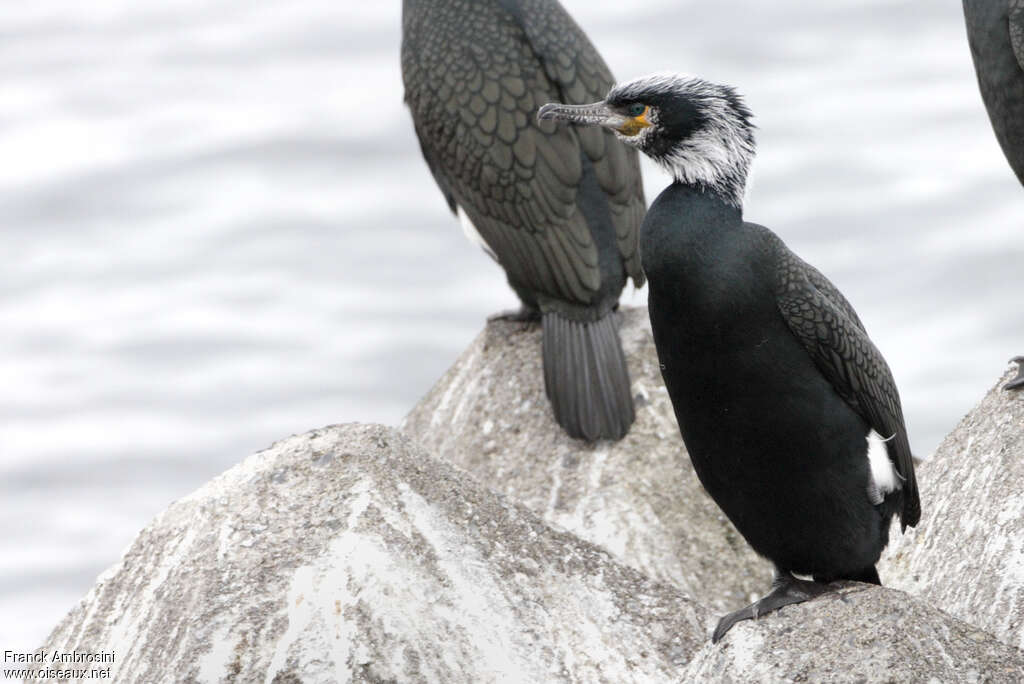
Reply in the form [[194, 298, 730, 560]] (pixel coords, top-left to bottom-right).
[[540, 74, 921, 642], [962, 0, 1024, 391], [401, 0, 646, 440]]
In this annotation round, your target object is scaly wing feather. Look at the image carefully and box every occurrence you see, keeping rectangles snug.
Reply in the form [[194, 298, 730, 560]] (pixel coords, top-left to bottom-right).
[[771, 234, 920, 528]]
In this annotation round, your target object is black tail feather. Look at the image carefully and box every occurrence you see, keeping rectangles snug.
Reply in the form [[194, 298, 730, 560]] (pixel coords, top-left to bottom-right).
[[541, 311, 635, 441]]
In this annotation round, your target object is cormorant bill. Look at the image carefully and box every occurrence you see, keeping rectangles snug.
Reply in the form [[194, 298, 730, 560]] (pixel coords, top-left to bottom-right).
[[540, 73, 921, 642], [401, 0, 647, 441], [962, 1, 1024, 391]]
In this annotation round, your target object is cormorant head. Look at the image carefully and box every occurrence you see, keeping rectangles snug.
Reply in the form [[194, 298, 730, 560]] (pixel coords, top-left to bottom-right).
[[538, 73, 755, 208]]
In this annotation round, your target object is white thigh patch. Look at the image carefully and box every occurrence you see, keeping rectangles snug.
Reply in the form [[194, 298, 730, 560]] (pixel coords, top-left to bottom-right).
[[866, 430, 900, 504]]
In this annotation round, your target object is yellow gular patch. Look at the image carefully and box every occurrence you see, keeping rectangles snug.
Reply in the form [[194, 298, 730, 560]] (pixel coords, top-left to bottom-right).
[[618, 106, 651, 136]]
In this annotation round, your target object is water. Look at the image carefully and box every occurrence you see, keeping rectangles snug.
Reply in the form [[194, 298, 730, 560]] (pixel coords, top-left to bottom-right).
[[1, 0, 1020, 652]]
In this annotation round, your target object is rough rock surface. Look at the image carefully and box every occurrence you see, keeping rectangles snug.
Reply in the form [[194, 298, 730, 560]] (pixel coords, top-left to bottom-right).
[[884, 366, 1024, 650], [684, 584, 1024, 683], [35, 424, 709, 683], [403, 306, 767, 611]]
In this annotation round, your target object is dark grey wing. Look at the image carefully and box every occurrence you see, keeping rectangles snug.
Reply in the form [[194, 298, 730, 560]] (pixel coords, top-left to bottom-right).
[[770, 235, 920, 528], [801, 261, 867, 333], [1011, 1, 1024, 71], [498, 0, 646, 286], [402, 2, 609, 304]]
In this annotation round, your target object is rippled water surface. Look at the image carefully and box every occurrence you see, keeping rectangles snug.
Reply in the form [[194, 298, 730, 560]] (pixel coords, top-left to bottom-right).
[[2, 0, 1021, 650]]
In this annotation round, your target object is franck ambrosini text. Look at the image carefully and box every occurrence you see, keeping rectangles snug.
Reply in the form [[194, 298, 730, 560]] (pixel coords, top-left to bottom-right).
[[4, 649, 115, 679]]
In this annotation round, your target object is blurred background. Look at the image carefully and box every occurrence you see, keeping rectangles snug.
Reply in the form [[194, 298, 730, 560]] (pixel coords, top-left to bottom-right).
[[1, 0, 1020, 652]]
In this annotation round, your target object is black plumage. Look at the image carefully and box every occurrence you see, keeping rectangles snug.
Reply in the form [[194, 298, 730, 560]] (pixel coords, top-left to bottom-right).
[[962, 1, 1024, 391], [964, 0, 1024, 185], [540, 74, 920, 641], [401, 0, 646, 440]]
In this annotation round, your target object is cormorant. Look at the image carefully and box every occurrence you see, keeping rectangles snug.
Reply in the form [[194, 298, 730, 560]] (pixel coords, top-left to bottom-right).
[[962, 1, 1024, 391], [401, 0, 646, 440], [540, 73, 921, 641]]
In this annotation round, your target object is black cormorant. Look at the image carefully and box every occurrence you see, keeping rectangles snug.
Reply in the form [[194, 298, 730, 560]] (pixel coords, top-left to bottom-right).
[[962, 1, 1024, 391], [540, 73, 921, 641], [401, 0, 646, 440]]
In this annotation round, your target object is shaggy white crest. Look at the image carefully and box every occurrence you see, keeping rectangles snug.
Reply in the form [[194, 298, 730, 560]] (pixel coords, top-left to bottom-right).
[[609, 73, 756, 208]]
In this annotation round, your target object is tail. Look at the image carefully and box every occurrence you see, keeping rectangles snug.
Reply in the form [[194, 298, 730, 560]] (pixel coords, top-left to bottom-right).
[[541, 310, 635, 441], [889, 431, 920, 531]]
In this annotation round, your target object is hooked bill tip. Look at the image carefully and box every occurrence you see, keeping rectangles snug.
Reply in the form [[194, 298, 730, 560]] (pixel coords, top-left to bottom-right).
[[535, 101, 616, 128], [537, 103, 559, 121]]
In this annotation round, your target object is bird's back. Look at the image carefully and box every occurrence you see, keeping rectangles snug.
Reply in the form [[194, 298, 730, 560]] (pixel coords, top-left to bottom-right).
[[402, 0, 648, 441], [401, 0, 645, 311]]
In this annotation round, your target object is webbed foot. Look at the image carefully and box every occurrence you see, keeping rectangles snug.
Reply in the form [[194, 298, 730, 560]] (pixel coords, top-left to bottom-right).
[[488, 306, 541, 326], [1004, 356, 1024, 391], [712, 572, 832, 643]]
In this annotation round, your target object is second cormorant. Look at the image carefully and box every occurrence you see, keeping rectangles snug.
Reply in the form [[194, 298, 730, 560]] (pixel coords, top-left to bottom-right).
[[962, 0, 1024, 390], [540, 73, 921, 641], [402, 0, 647, 440]]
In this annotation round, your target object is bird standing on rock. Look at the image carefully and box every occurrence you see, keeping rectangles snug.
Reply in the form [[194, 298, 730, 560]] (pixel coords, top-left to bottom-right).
[[401, 0, 647, 441], [962, 1, 1024, 391], [540, 73, 921, 642]]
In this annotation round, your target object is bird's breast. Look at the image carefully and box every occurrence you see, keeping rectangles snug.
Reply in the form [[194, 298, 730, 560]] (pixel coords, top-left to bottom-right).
[[647, 268, 858, 479]]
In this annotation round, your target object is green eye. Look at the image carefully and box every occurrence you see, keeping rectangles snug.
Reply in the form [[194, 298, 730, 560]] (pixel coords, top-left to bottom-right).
[[628, 103, 646, 117]]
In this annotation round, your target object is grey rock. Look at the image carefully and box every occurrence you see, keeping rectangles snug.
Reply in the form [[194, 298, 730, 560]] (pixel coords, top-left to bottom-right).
[[884, 365, 1024, 650], [403, 307, 768, 611], [685, 584, 1024, 683], [35, 424, 709, 683]]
